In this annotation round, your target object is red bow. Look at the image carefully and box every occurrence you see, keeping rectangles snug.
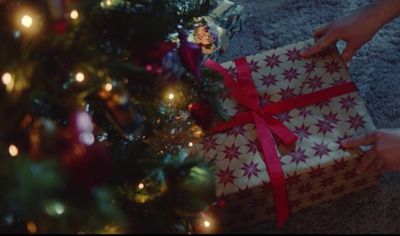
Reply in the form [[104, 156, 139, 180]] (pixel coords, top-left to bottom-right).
[[205, 57, 357, 227]]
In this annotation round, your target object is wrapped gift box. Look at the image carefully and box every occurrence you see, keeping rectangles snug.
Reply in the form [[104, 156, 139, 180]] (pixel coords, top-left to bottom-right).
[[196, 39, 380, 232]]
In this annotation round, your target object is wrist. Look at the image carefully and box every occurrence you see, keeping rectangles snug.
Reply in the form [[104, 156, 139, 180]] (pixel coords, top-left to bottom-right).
[[370, 0, 400, 26]]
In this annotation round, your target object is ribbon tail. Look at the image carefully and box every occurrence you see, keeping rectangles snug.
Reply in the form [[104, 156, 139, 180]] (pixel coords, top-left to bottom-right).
[[252, 112, 289, 228], [263, 82, 357, 115], [264, 115, 297, 145]]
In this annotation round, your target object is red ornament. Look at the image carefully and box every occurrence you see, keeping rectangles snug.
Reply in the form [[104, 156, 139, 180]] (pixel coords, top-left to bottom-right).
[[216, 199, 226, 208], [178, 32, 202, 80], [148, 41, 177, 62], [60, 110, 112, 195], [52, 20, 68, 35], [61, 143, 112, 195], [47, 0, 69, 35], [188, 99, 214, 130]]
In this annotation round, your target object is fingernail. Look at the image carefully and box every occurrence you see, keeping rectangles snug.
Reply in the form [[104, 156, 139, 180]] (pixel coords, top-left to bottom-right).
[[299, 50, 308, 57]]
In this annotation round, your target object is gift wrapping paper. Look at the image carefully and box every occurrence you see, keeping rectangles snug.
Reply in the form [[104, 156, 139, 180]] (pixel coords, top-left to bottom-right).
[[196, 39, 380, 231]]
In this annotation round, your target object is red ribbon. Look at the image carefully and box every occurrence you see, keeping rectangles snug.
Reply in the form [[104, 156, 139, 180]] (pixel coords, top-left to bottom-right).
[[204, 57, 357, 228]]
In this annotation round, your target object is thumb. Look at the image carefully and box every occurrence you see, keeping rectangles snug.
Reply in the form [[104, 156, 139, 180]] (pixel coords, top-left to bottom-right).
[[300, 32, 339, 58], [341, 44, 358, 62]]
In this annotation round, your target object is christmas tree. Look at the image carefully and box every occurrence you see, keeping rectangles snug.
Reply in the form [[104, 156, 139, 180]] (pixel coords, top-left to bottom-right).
[[0, 0, 230, 233]]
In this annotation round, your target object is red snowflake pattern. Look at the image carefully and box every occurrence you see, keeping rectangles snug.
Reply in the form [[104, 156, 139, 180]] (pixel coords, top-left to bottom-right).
[[222, 144, 241, 161], [308, 165, 325, 179], [316, 119, 335, 135], [347, 114, 366, 130], [320, 176, 335, 187], [278, 87, 297, 100], [286, 48, 302, 62], [307, 75, 324, 90], [241, 161, 262, 179], [324, 60, 340, 74], [246, 140, 259, 155], [283, 67, 300, 82], [286, 172, 301, 186], [201, 136, 219, 152], [261, 74, 278, 87], [294, 124, 312, 140], [339, 95, 357, 112], [249, 59, 261, 72], [217, 167, 237, 186], [290, 147, 307, 165], [304, 60, 316, 73], [265, 53, 282, 68], [312, 141, 331, 158], [333, 158, 347, 172]]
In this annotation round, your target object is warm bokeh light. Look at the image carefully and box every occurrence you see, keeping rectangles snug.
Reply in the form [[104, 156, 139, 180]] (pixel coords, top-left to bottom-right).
[[138, 183, 145, 189], [70, 10, 79, 20], [75, 72, 85, 82], [203, 220, 211, 228], [8, 144, 19, 157], [26, 221, 37, 234], [21, 14, 33, 28], [104, 83, 113, 91], [2, 73, 12, 85]]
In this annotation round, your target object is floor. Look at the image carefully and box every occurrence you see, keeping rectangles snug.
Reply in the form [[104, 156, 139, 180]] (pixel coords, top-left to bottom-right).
[[216, 0, 400, 233]]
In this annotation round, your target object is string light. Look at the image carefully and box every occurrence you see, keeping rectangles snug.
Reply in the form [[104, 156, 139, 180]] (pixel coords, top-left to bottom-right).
[[168, 93, 175, 100], [26, 221, 37, 234], [15, 8, 40, 35], [104, 83, 113, 91], [75, 72, 85, 82], [138, 183, 145, 190], [70, 10, 79, 20], [2, 73, 12, 85], [100, 0, 113, 8], [8, 144, 19, 157], [203, 220, 211, 228], [21, 14, 33, 28], [188, 142, 194, 147]]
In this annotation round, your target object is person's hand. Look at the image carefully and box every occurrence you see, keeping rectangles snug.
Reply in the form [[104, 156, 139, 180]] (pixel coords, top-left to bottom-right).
[[300, 4, 386, 62], [341, 129, 400, 174]]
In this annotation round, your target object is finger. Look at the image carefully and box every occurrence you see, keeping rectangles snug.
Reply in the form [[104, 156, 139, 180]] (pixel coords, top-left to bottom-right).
[[300, 33, 339, 58], [367, 157, 384, 173], [341, 45, 356, 62], [341, 132, 377, 148], [313, 23, 331, 38], [355, 148, 377, 174]]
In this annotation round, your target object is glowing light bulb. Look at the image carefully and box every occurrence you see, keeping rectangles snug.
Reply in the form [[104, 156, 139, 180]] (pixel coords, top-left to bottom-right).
[[168, 93, 175, 100], [203, 220, 211, 228], [75, 72, 85, 82], [104, 83, 113, 91], [2, 73, 12, 85], [188, 142, 194, 147], [70, 10, 79, 20], [101, 0, 113, 7], [21, 14, 33, 28], [8, 144, 19, 157], [138, 183, 145, 189]]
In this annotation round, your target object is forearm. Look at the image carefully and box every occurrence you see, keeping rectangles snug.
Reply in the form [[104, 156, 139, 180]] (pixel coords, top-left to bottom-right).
[[369, 0, 400, 27]]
